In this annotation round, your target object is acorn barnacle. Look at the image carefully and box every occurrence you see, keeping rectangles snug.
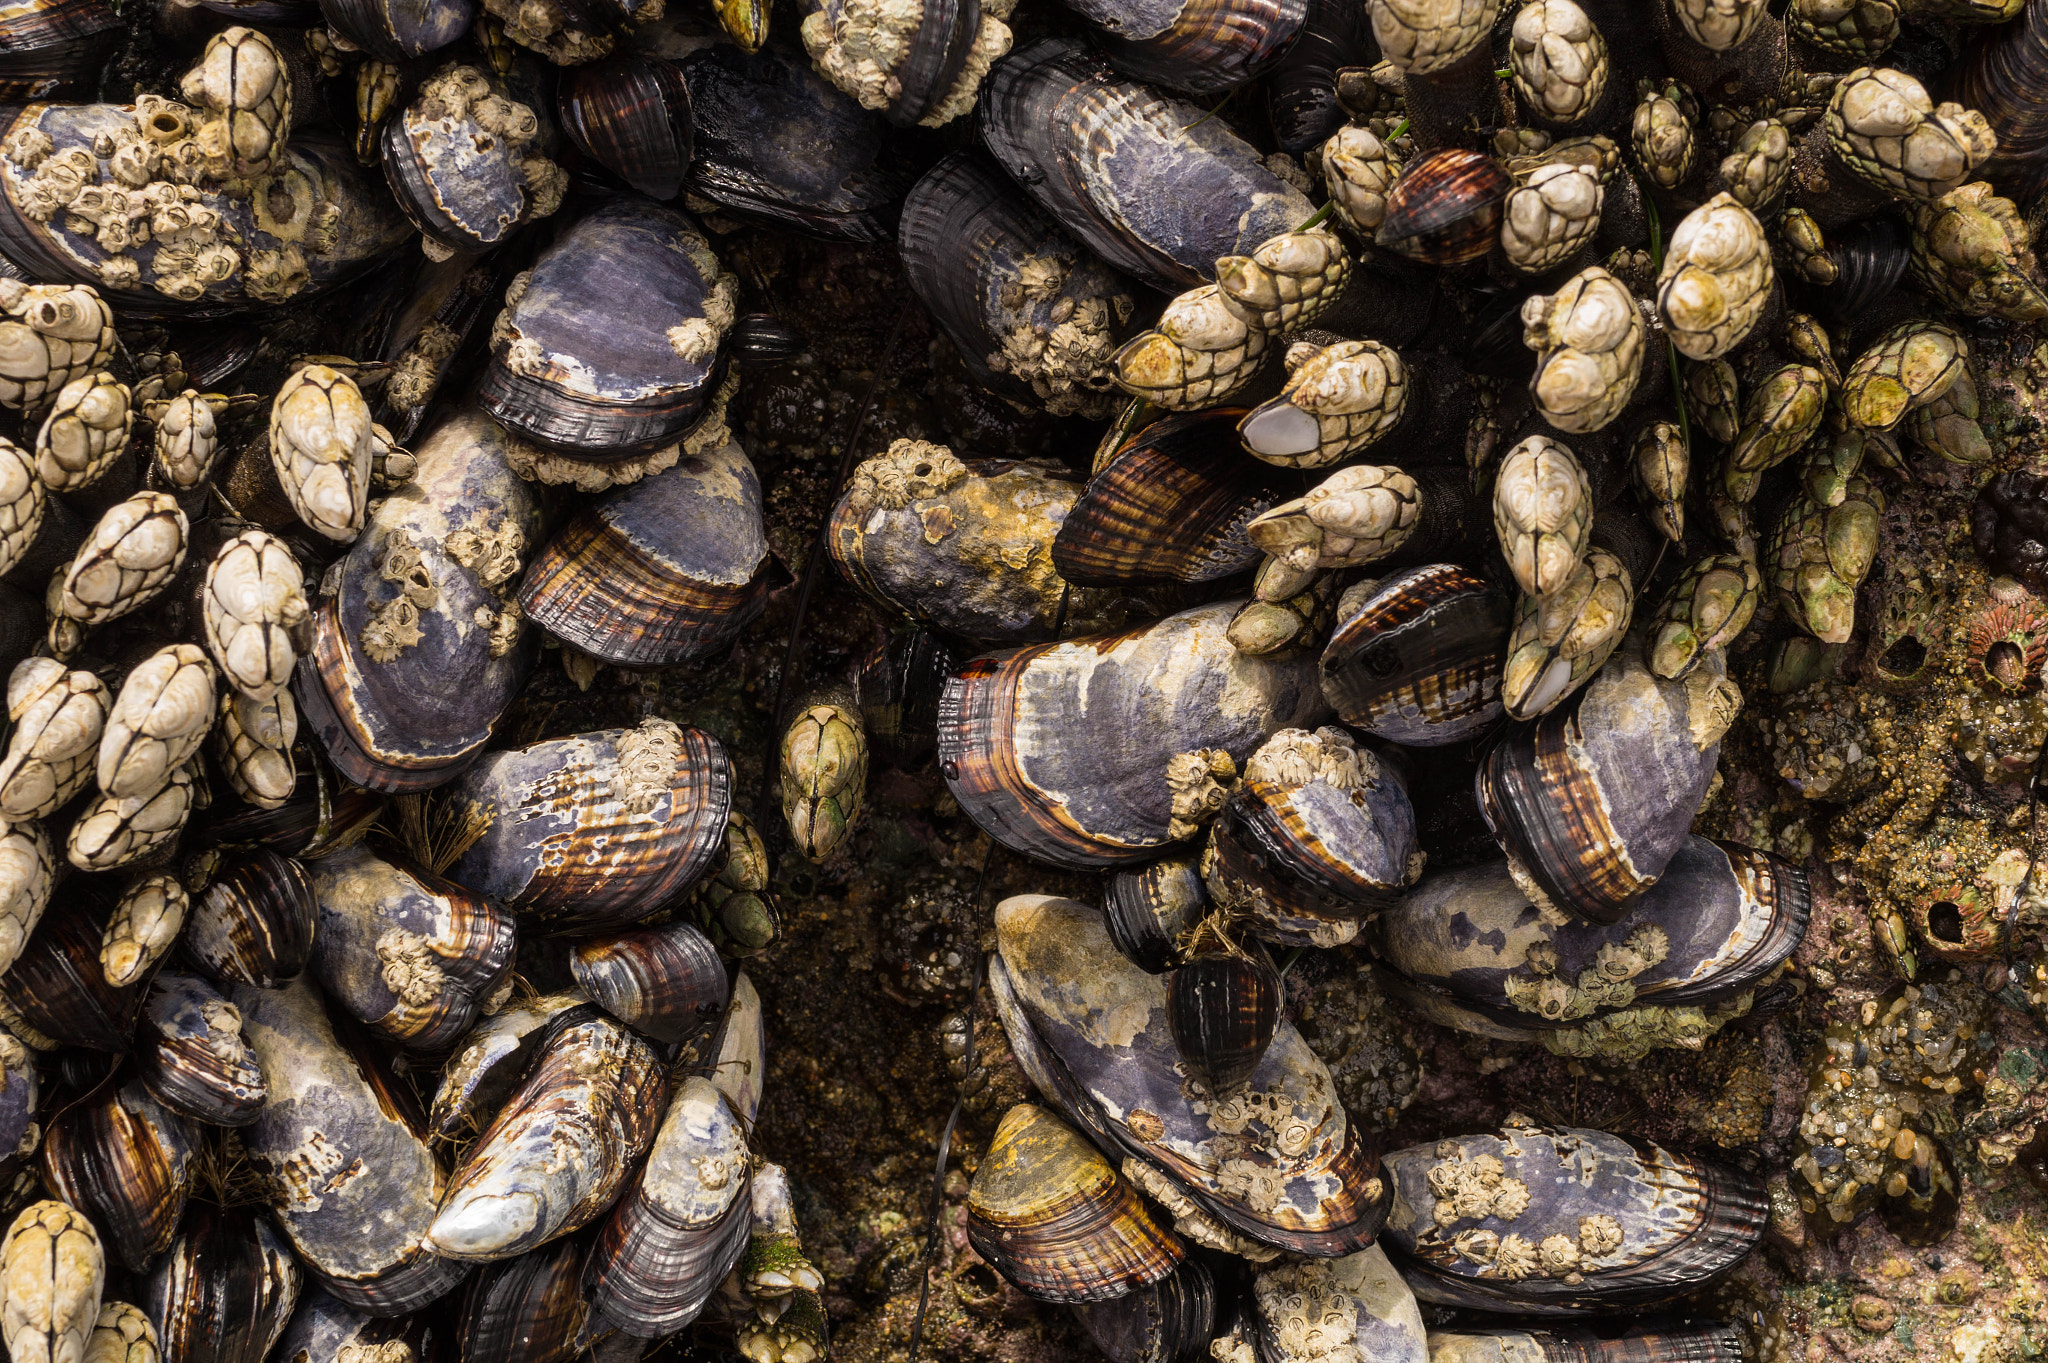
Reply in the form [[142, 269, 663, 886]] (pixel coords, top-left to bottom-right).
[[1965, 587, 2048, 694]]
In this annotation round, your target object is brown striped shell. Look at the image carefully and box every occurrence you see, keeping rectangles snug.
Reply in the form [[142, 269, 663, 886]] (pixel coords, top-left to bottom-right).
[[1321, 565, 1509, 747], [141, 1204, 299, 1363], [40, 1077, 195, 1273], [135, 970, 267, 1128], [0, 902, 144, 1050], [570, 920, 729, 1047], [184, 850, 317, 989], [454, 1238, 589, 1363], [1377, 150, 1512, 264]]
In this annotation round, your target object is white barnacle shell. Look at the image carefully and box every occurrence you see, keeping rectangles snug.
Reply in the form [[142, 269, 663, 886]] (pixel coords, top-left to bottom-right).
[[202, 530, 308, 701], [1493, 435, 1593, 596], [58, 492, 188, 627], [1656, 192, 1772, 361], [0, 659, 107, 820], [96, 645, 216, 801], [99, 874, 187, 989], [1522, 266, 1645, 432], [152, 390, 219, 488], [0, 436, 43, 577], [212, 689, 297, 811], [1, 1200, 105, 1363], [0, 818, 52, 976], [269, 365, 373, 542]]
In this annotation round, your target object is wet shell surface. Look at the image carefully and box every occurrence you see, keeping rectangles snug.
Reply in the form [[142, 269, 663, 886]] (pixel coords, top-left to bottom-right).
[[453, 1238, 588, 1363], [0, 902, 143, 1050], [426, 990, 589, 1142], [569, 919, 729, 1046], [1321, 565, 1510, 747], [183, 848, 317, 989], [40, 1076, 194, 1272], [142, 1204, 299, 1363], [135, 969, 266, 1127]]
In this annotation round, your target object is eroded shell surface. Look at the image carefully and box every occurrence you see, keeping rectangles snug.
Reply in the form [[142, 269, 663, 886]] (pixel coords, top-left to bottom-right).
[[136, 969, 267, 1128]]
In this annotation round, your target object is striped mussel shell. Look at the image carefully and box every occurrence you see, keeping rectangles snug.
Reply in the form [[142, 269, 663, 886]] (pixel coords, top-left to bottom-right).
[[1103, 852, 1208, 973], [1067, 0, 1306, 94], [0, 0, 122, 103], [1250, 1243, 1426, 1363], [135, 969, 267, 1127], [516, 439, 768, 668], [1072, 1255, 1217, 1363], [979, 38, 1316, 294], [454, 1238, 589, 1363], [296, 406, 543, 793], [938, 600, 1327, 871], [427, 990, 589, 1142], [571, 919, 729, 1047], [272, 1288, 436, 1363], [479, 198, 733, 456], [1372, 836, 1809, 1035], [1426, 1319, 1747, 1363], [184, 848, 318, 989], [40, 1075, 195, 1272], [0, 899, 145, 1050], [306, 842, 518, 1054], [853, 628, 956, 768], [1477, 642, 1742, 924], [584, 1075, 752, 1338], [318, 0, 472, 59], [1206, 726, 1423, 947], [1377, 149, 1514, 265], [1321, 565, 1510, 747], [233, 975, 468, 1315], [427, 1010, 669, 1263], [143, 1204, 300, 1363], [966, 1101, 1184, 1304], [1958, 1, 2048, 209], [1167, 944, 1282, 1094], [991, 894, 1389, 1256], [557, 54, 694, 201], [1380, 1123, 1766, 1313], [1052, 409, 1290, 587], [445, 719, 732, 934]]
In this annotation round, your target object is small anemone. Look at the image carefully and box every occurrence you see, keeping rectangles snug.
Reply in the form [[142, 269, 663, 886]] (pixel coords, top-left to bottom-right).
[[1966, 597, 2048, 693]]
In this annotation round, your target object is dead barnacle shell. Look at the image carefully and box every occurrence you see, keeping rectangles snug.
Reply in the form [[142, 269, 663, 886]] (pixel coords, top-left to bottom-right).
[[1321, 125, 1402, 239], [0, 282, 111, 409], [1501, 163, 1603, 273], [1967, 596, 2047, 694], [427, 1009, 668, 1262], [183, 849, 318, 989], [799, 0, 1014, 126], [1508, 0, 1610, 129], [1719, 118, 1793, 210], [270, 364, 372, 543], [1631, 421, 1686, 541], [1909, 182, 2048, 320], [66, 760, 195, 872], [1494, 435, 1592, 597], [1825, 67, 1995, 201], [1215, 229, 1351, 334], [2, 1200, 105, 1363], [149, 390, 220, 488], [40, 1078, 195, 1273], [234, 974, 465, 1313], [1379, 1124, 1764, 1309], [212, 689, 297, 810], [1842, 319, 1967, 430], [1239, 340, 1409, 469], [98, 873, 185, 988], [142, 1206, 296, 1363], [1648, 553, 1762, 679], [0, 658, 108, 820], [1112, 284, 1269, 410], [97, 644, 215, 801], [1788, 0, 1899, 56], [1656, 193, 1773, 361], [1248, 465, 1423, 571], [306, 842, 516, 1054], [1630, 80, 1697, 189], [570, 919, 728, 1046], [1521, 267, 1645, 434], [1378, 149, 1513, 265], [58, 491, 187, 628], [1500, 547, 1634, 719], [33, 370, 128, 492], [1722, 364, 1829, 502], [203, 529, 308, 702], [178, 27, 291, 179], [1372, 0, 1499, 73], [780, 691, 867, 862], [1768, 474, 1884, 643], [381, 64, 561, 254]]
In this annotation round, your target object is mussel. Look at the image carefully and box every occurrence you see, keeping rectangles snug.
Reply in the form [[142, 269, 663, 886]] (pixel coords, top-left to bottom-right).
[[454, 1239, 588, 1363], [271, 1288, 434, 1363], [557, 55, 693, 201], [0, 0, 121, 104], [571, 919, 729, 1047], [1425, 1319, 1746, 1363], [144, 1204, 300, 1363], [1167, 942, 1282, 1094], [135, 969, 267, 1127], [380, 65, 564, 257], [427, 989, 588, 1141], [1321, 565, 1510, 746], [184, 848, 317, 989], [0, 899, 144, 1050], [40, 1076, 195, 1272], [1250, 1243, 1427, 1363], [1103, 853, 1208, 974]]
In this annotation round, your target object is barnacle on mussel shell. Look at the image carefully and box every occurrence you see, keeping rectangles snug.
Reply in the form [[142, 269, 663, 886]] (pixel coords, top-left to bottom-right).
[[136, 969, 265, 1128]]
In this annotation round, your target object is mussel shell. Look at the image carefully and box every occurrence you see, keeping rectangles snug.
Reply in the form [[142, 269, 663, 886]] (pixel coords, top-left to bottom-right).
[[1378, 150, 1512, 266], [1816, 215, 1907, 332], [0, 106, 411, 318], [1053, 409, 1287, 587], [194, 787, 384, 858], [570, 920, 729, 1047], [992, 894, 1389, 1256], [144, 1204, 301, 1363], [235, 975, 467, 1314], [854, 629, 957, 768], [1263, 0, 1373, 155], [1072, 1256, 1217, 1363], [273, 1287, 435, 1363], [584, 1076, 752, 1338], [677, 43, 910, 242], [317, 0, 472, 59], [938, 601, 1327, 870], [185, 848, 318, 989], [380, 73, 545, 256], [1251, 1245, 1426, 1363], [307, 842, 519, 1054], [1073, 0, 1305, 95], [1427, 1319, 1747, 1363], [558, 55, 694, 201], [1168, 949, 1281, 1094], [455, 1238, 589, 1363], [0, 0, 119, 102], [703, 969, 764, 1127], [1321, 565, 1510, 747], [40, 1075, 195, 1272], [1379, 1124, 1766, 1313], [427, 991, 591, 1141], [0, 899, 143, 1050], [1372, 837, 1809, 1028], [479, 198, 730, 456], [1104, 853, 1208, 974], [295, 407, 543, 792], [447, 722, 731, 934], [516, 441, 769, 668], [136, 969, 268, 1127], [1958, 7, 2048, 207]]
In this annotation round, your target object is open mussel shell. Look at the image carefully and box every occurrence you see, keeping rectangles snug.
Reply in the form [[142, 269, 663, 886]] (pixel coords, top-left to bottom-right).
[[40, 1075, 194, 1272], [427, 989, 589, 1142], [1072, 1255, 1216, 1363], [455, 1238, 589, 1363], [185, 848, 318, 989], [1379, 1123, 1766, 1313], [1053, 409, 1289, 587], [1476, 643, 1739, 924], [274, 1287, 434, 1363], [0, 0, 121, 103], [447, 720, 731, 935], [234, 975, 467, 1314], [318, 0, 472, 58], [296, 406, 543, 792], [966, 1102, 1184, 1304], [584, 1075, 752, 1338], [428, 1009, 669, 1263], [307, 842, 518, 1054], [1322, 565, 1510, 747], [136, 969, 267, 1127], [558, 55, 694, 200], [1168, 946, 1281, 1094], [145, 1204, 301, 1363], [677, 43, 911, 242], [1373, 836, 1809, 1033], [517, 440, 768, 668], [992, 894, 1389, 1256], [1103, 853, 1208, 974], [1426, 1319, 1747, 1363], [480, 198, 729, 457], [938, 601, 1327, 871], [570, 919, 728, 1047], [0, 899, 144, 1050]]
